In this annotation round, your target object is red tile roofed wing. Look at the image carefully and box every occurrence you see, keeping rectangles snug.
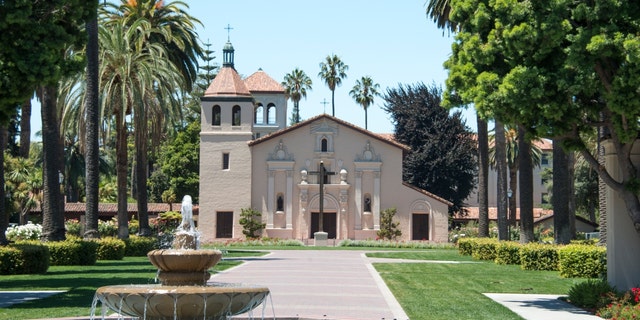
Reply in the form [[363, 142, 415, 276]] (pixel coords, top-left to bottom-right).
[[204, 67, 251, 97], [244, 69, 285, 93]]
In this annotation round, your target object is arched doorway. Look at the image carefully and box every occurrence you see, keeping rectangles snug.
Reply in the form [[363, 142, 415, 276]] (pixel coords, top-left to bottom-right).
[[308, 194, 339, 239]]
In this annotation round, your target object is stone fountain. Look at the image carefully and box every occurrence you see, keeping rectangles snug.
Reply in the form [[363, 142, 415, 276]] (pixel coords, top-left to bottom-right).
[[94, 196, 270, 320]]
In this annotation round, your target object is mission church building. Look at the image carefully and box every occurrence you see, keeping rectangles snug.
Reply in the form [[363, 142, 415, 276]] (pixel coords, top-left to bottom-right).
[[198, 40, 451, 243]]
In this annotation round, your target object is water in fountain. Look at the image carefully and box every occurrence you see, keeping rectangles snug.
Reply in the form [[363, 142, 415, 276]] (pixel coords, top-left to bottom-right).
[[92, 195, 270, 320]]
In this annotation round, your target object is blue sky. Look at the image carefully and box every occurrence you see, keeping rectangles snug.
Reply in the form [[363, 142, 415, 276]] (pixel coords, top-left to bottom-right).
[[31, 0, 477, 139]]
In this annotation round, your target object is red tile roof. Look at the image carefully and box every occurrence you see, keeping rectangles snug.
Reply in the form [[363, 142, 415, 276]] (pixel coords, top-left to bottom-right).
[[244, 69, 284, 93], [203, 67, 251, 97]]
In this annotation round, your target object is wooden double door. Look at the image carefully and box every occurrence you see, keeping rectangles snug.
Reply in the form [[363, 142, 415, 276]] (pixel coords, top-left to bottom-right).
[[310, 212, 337, 239]]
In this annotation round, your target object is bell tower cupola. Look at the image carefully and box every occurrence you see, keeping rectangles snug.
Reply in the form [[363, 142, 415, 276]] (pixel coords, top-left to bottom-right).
[[223, 24, 235, 68]]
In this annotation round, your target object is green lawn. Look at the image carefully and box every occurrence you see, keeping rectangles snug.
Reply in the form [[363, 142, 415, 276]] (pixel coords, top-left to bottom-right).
[[369, 251, 590, 320], [0, 251, 253, 319], [0, 249, 590, 320]]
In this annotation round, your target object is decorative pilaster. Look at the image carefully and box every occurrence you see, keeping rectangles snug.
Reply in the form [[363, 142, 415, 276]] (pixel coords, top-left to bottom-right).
[[286, 170, 293, 229], [373, 172, 381, 229], [355, 171, 363, 229], [267, 171, 275, 228]]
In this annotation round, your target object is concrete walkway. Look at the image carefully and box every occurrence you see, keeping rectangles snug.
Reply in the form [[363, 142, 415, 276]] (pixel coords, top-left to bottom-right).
[[212, 250, 603, 320]]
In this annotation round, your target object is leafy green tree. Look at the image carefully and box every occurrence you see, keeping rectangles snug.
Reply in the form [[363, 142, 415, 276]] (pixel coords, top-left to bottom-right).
[[148, 121, 200, 204], [239, 208, 266, 239], [282, 68, 313, 125], [318, 54, 348, 117], [426, 0, 490, 238], [349, 76, 380, 130], [383, 83, 477, 214], [377, 208, 401, 240]]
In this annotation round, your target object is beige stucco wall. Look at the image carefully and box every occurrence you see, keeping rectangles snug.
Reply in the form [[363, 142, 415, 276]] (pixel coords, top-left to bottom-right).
[[249, 117, 449, 242]]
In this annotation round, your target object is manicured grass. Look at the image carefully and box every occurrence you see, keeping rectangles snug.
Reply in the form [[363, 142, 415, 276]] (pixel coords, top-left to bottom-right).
[[370, 251, 590, 320], [1, 248, 591, 320], [0, 251, 251, 319]]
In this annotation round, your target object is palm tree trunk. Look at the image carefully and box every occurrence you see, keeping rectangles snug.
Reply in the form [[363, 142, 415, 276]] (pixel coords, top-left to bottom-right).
[[477, 117, 489, 237], [365, 108, 368, 130], [508, 168, 518, 228], [19, 98, 31, 158], [495, 121, 509, 240], [135, 104, 151, 236], [518, 126, 535, 243], [0, 125, 9, 245], [84, 13, 100, 239], [553, 139, 572, 244], [40, 85, 66, 242], [331, 90, 335, 116], [116, 109, 129, 240]]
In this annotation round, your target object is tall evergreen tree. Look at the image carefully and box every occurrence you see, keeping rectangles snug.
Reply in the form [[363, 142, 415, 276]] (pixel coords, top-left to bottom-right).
[[383, 83, 477, 214]]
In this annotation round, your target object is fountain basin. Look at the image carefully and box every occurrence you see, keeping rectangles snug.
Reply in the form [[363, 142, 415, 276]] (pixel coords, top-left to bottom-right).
[[95, 283, 270, 320], [148, 249, 222, 272]]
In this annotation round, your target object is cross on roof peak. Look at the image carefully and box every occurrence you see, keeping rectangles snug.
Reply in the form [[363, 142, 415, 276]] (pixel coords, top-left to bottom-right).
[[225, 24, 233, 41]]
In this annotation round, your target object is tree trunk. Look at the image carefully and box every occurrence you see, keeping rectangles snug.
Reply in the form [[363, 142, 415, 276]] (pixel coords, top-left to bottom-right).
[[597, 134, 607, 244], [84, 14, 100, 239], [116, 109, 129, 240], [518, 126, 535, 243], [553, 139, 572, 244], [40, 85, 65, 242], [477, 116, 489, 237], [495, 121, 509, 240], [508, 167, 518, 228], [135, 104, 151, 236], [0, 125, 9, 245], [19, 98, 31, 158], [568, 152, 577, 237]]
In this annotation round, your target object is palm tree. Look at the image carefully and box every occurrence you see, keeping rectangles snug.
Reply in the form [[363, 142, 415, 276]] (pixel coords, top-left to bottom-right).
[[426, 0, 490, 237], [282, 68, 312, 125], [349, 76, 380, 130], [103, 0, 202, 236], [84, 3, 100, 239], [97, 19, 182, 239], [318, 54, 348, 117]]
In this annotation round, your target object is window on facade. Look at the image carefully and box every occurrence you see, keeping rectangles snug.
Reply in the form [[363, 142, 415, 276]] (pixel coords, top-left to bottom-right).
[[321, 138, 328, 152], [364, 194, 372, 212], [541, 153, 549, 166], [541, 192, 549, 204], [267, 104, 276, 124], [232, 105, 241, 126], [222, 153, 230, 170], [255, 104, 264, 124], [212, 105, 221, 126]]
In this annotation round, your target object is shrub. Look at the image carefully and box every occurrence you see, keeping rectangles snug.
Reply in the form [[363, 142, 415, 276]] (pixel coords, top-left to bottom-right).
[[377, 208, 402, 240], [65, 219, 82, 237], [597, 288, 640, 319], [45, 240, 82, 266], [457, 237, 475, 256], [568, 278, 614, 310], [98, 219, 118, 237], [125, 235, 158, 256], [239, 208, 266, 239], [5, 222, 42, 241], [558, 244, 606, 278], [494, 241, 521, 265], [471, 238, 499, 261], [0, 242, 50, 274], [449, 221, 479, 243], [76, 239, 98, 265], [96, 237, 126, 260], [520, 243, 559, 271]]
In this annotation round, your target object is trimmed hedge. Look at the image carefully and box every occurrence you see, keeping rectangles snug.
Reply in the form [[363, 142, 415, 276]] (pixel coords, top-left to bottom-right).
[[45, 238, 98, 266], [520, 243, 559, 271], [0, 243, 50, 274], [471, 238, 499, 261], [494, 241, 521, 265], [457, 238, 474, 256], [558, 244, 606, 278], [124, 235, 158, 256], [96, 237, 126, 260]]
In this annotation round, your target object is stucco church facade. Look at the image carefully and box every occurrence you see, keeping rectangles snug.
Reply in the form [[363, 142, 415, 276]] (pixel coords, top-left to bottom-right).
[[198, 41, 451, 243]]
